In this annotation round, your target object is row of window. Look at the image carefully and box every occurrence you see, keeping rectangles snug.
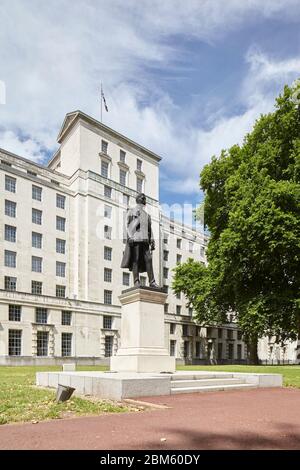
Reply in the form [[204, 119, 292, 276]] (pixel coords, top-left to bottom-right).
[[4, 216, 65, 244], [4, 253, 66, 276], [8, 330, 72, 356], [8, 306, 115, 332], [5, 176, 66, 207], [3, 276, 114, 304], [101, 149, 144, 192], [163, 235, 205, 258]]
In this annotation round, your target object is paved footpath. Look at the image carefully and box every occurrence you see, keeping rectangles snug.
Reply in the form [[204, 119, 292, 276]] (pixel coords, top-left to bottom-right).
[[1, 388, 300, 450]]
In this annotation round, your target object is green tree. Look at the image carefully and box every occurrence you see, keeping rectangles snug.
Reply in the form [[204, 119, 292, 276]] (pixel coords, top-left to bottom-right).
[[173, 84, 300, 364]]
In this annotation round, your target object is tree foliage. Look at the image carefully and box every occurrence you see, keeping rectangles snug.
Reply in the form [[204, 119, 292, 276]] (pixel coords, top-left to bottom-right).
[[173, 84, 300, 349]]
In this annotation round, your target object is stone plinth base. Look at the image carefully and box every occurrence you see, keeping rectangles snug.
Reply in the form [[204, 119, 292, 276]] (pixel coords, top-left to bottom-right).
[[110, 354, 175, 373], [110, 287, 175, 373]]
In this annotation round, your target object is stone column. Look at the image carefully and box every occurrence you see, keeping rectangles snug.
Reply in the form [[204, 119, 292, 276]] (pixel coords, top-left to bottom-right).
[[110, 287, 176, 373]]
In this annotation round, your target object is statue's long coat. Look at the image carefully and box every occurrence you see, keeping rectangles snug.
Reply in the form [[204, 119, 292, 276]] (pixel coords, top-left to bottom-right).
[[121, 206, 153, 273]]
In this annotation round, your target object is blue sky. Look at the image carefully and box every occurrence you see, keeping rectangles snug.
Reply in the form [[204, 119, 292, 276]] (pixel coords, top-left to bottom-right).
[[1, 0, 300, 217]]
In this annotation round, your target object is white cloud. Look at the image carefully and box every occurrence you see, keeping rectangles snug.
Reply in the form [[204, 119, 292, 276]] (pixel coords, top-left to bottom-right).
[[0, 0, 300, 198]]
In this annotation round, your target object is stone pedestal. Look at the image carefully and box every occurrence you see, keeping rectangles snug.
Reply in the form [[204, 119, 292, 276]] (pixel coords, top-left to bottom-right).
[[110, 287, 176, 373]]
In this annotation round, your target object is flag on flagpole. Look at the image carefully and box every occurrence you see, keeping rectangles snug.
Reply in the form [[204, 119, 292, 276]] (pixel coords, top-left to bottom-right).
[[101, 86, 108, 112]]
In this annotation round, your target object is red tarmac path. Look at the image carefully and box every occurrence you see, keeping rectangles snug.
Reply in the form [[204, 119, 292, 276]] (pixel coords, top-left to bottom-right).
[[0, 388, 300, 450]]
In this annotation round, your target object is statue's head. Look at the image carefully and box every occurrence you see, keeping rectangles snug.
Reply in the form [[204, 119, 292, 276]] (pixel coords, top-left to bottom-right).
[[136, 192, 146, 205]]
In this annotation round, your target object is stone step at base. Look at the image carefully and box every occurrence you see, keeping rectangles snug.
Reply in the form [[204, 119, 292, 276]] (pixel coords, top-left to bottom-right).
[[171, 374, 234, 381], [171, 383, 256, 394], [171, 378, 246, 388]]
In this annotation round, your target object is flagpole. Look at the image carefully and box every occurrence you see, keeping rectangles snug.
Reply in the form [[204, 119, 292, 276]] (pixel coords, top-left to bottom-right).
[[100, 82, 103, 123]]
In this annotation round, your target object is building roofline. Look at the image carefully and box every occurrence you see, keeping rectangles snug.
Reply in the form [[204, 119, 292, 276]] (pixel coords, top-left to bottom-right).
[[56, 110, 162, 163]]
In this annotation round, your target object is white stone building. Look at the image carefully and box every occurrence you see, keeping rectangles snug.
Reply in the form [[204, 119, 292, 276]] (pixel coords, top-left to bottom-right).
[[0, 110, 296, 365]]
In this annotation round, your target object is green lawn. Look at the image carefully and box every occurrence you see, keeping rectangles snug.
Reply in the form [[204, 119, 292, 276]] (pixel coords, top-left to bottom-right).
[[1, 364, 299, 425], [0, 365, 129, 425]]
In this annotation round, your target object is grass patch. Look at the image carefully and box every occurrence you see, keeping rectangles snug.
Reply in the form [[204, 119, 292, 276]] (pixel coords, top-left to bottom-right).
[[0, 366, 128, 425], [177, 364, 300, 388]]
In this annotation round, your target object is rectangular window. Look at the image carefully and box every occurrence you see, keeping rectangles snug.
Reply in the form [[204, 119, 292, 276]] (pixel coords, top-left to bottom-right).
[[101, 160, 109, 178], [189, 241, 193, 253], [56, 238, 66, 254], [5, 276, 16, 291], [218, 328, 223, 339], [177, 238, 182, 249], [137, 159, 142, 171], [218, 343, 223, 360], [103, 315, 112, 329], [177, 254, 182, 264], [120, 150, 126, 162], [170, 340, 176, 357], [56, 216, 65, 231], [9, 305, 21, 321], [32, 208, 42, 225], [176, 305, 181, 315], [36, 308, 48, 324], [32, 185, 42, 201], [62, 311, 72, 325], [163, 267, 169, 279], [5, 250, 16, 268], [123, 272, 130, 286], [140, 276, 146, 286], [227, 329, 233, 340], [163, 233, 169, 244], [237, 344, 242, 360], [164, 303, 168, 313], [123, 193, 129, 206], [196, 341, 201, 358], [32, 256, 42, 273], [237, 330, 243, 341], [183, 340, 189, 358], [170, 225, 174, 234], [104, 290, 112, 305], [104, 185, 112, 198], [163, 250, 169, 262], [104, 225, 112, 240], [62, 333, 72, 357], [101, 140, 108, 154], [5, 225, 16, 242], [5, 200, 16, 217], [5, 175, 16, 193], [104, 205, 112, 219], [9, 330, 21, 356], [104, 336, 113, 357], [56, 285, 66, 298], [228, 343, 234, 360], [56, 261, 66, 277], [164, 285, 169, 294], [176, 291, 181, 300], [32, 280, 42, 295], [56, 194, 65, 209], [119, 169, 127, 186], [182, 324, 188, 336], [27, 170, 37, 176], [189, 307, 193, 316], [136, 177, 143, 193], [201, 246, 205, 258], [170, 323, 176, 334], [37, 331, 48, 356], [104, 246, 112, 261], [32, 232, 42, 249], [104, 267, 112, 282]]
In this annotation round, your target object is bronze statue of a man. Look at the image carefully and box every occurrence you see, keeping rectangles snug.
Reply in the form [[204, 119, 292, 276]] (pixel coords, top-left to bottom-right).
[[121, 193, 159, 288]]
